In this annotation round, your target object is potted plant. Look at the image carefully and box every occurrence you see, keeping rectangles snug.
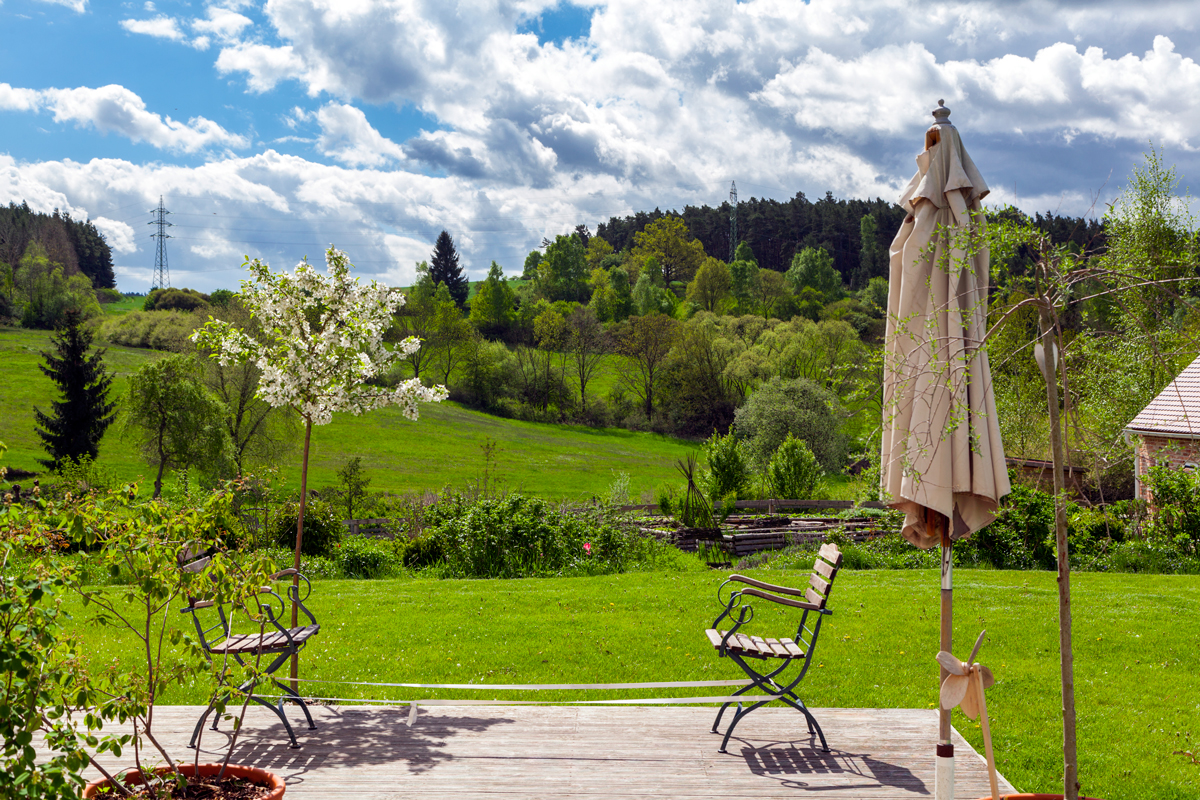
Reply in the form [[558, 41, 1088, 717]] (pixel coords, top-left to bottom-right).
[[50, 481, 287, 798]]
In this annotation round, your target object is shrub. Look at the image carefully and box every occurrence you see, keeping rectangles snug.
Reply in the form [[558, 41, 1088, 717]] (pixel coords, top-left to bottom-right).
[[143, 287, 210, 312], [337, 535, 400, 579], [702, 430, 751, 500], [396, 534, 444, 569], [97, 309, 204, 351], [1145, 466, 1200, 549], [968, 483, 1057, 570], [766, 434, 822, 500], [423, 493, 637, 578], [272, 500, 343, 558], [733, 376, 848, 472]]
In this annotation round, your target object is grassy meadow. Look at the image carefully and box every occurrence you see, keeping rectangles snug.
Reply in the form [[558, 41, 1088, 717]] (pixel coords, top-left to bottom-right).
[[0, 326, 698, 501], [54, 568, 1200, 800]]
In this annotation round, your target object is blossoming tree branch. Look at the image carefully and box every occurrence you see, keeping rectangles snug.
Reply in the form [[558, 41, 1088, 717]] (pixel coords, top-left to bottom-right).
[[192, 246, 447, 679]]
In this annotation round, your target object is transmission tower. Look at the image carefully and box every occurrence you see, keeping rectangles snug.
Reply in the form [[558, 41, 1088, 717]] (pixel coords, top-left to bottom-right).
[[728, 181, 738, 262], [149, 196, 172, 290]]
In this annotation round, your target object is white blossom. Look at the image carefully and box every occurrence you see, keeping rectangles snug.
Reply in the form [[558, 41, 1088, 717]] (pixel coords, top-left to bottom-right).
[[191, 246, 447, 427]]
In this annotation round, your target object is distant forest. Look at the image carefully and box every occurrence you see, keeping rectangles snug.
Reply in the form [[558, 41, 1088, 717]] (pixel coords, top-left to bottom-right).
[[596, 191, 1105, 285], [0, 202, 116, 289]]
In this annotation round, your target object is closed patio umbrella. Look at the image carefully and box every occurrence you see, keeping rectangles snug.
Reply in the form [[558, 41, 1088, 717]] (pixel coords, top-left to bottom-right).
[[880, 100, 1010, 800]]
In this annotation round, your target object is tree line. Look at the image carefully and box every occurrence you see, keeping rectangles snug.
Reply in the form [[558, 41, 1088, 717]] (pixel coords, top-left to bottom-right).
[[0, 202, 118, 328]]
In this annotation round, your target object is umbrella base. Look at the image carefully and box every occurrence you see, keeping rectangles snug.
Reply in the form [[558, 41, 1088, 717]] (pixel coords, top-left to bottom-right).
[[936, 744, 954, 800]]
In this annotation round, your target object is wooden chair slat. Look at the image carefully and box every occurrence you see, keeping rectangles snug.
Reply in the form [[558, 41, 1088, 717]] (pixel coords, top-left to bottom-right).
[[809, 573, 830, 596], [805, 587, 824, 607], [778, 637, 805, 657], [761, 637, 792, 658], [813, 559, 836, 580], [818, 541, 842, 564]]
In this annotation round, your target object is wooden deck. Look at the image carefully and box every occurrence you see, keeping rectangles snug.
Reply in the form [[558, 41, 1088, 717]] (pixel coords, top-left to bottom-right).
[[72, 705, 1017, 799]]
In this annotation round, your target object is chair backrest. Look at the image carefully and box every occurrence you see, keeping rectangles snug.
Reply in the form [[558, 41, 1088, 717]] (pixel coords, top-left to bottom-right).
[[805, 542, 843, 611]]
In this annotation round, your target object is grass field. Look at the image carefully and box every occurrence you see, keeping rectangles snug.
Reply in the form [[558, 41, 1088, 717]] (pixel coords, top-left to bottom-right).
[[54, 568, 1199, 800], [100, 296, 147, 315], [0, 326, 698, 500]]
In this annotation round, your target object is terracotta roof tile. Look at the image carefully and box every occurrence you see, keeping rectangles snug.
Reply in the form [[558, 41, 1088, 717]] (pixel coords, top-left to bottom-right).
[[1125, 354, 1200, 437]]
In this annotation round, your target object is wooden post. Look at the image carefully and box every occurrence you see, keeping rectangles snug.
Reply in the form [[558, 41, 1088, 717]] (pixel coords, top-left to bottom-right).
[[932, 507, 954, 800], [1040, 311, 1079, 800], [975, 666, 1001, 800]]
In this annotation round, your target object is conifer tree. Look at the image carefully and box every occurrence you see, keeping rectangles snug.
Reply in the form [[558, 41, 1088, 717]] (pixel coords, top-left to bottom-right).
[[429, 230, 469, 308], [33, 310, 117, 470]]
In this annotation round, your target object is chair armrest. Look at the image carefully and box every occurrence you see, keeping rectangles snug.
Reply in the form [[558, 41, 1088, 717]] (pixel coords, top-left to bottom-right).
[[728, 574, 807, 598], [270, 568, 299, 580], [180, 599, 215, 613], [740, 587, 823, 611]]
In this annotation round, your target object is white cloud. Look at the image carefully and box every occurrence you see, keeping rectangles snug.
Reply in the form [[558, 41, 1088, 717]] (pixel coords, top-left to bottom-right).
[[1, 83, 249, 153], [215, 43, 307, 93], [13, 0, 1200, 293], [36, 0, 87, 13], [120, 16, 188, 42], [315, 103, 406, 167], [91, 218, 137, 254], [192, 7, 254, 44], [0, 83, 41, 112]]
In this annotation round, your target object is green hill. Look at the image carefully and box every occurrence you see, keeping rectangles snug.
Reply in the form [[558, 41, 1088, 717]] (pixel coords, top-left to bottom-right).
[[0, 327, 693, 501]]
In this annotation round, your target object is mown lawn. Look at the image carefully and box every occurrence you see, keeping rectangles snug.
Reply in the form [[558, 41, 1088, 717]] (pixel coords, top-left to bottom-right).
[[57, 568, 1200, 800], [1, 326, 698, 500]]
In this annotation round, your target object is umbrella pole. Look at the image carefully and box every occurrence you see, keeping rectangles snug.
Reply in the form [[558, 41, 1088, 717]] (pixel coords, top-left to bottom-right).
[[934, 509, 954, 800]]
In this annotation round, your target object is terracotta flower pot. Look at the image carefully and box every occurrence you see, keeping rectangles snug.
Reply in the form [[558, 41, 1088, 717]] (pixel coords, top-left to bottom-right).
[[83, 762, 285, 799]]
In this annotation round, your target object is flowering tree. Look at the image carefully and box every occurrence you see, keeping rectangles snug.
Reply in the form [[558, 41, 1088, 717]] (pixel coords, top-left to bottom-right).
[[193, 246, 446, 679]]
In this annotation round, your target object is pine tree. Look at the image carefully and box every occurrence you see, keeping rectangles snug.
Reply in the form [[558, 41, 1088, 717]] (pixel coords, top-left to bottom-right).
[[429, 230, 468, 308], [33, 310, 117, 470]]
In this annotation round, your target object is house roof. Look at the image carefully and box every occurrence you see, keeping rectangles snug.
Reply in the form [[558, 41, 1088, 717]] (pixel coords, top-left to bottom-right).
[[1125, 353, 1200, 438]]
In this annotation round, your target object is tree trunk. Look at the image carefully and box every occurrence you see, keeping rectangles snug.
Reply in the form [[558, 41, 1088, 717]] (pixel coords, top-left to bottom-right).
[[1039, 309, 1079, 800], [290, 417, 312, 692]]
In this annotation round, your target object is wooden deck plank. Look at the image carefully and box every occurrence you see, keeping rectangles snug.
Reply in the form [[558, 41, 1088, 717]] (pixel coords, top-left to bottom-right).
[[51, 705, 1017, 799]]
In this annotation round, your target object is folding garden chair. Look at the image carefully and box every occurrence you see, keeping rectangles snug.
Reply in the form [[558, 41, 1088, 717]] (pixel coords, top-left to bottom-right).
[[180, 561, 321, 749], [705, 542, 843, 753]]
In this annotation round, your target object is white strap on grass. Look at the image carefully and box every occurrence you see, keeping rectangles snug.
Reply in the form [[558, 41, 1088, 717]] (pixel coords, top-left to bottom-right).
[[290, 678, 753, 691]]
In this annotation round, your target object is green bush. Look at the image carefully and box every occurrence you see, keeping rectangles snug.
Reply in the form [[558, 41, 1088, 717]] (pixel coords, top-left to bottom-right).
[[97, 309, 204, 351], [272, 500, 343, 558], [396, 534, 444, 569], [143, 287, 210, 312], [733, 376, 848, 472], [1145, 466, 1200, 549], [766, 434, 822, 500], [969, 483, 1057, 570], [702, 430, 750, 500], [423, 493, 638, 578], [336, 535, 400, 579]]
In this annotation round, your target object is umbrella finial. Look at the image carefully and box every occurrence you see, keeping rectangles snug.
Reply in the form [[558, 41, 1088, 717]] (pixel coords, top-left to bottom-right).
[[932, 100, 952, 126]]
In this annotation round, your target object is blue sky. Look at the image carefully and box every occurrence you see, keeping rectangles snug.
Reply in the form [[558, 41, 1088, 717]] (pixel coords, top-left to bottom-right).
[[2, 0, 1200, 292]]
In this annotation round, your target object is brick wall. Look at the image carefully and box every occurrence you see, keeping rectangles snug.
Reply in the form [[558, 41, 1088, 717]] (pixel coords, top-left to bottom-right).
[[1133, 434, 1200, 504]]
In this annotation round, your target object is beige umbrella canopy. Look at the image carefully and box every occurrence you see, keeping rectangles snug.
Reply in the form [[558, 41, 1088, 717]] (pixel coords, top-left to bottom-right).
[[881, 100, 1010, 547], [880, 100, 1010, 800]]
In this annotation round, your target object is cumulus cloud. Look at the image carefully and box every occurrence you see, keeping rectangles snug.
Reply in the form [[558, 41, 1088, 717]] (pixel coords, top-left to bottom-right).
[[192, 7, 254, 44], [314, 103, 406, 167], [1, 83, 248, 153], [91, 218, 137, 254], [10, 0, 1200, 292]]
